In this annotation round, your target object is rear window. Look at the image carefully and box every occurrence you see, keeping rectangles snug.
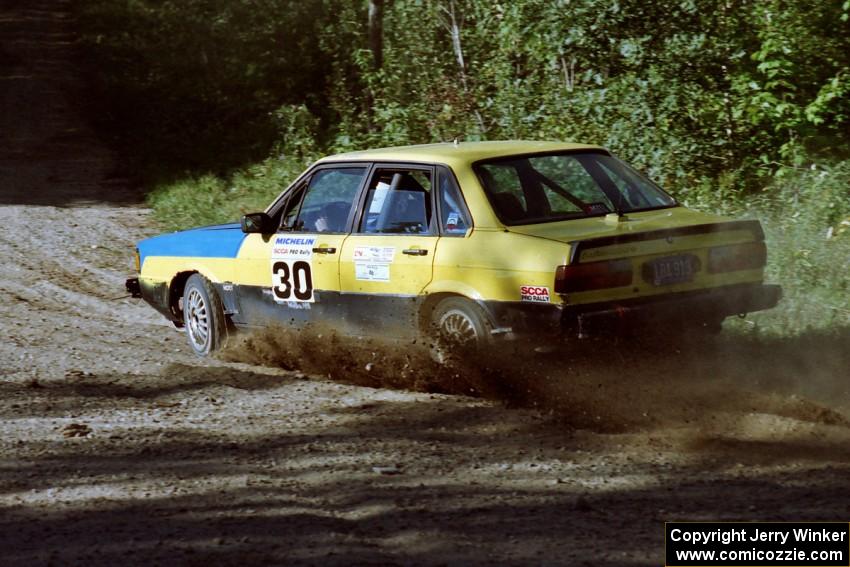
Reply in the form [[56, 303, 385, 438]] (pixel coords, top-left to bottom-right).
[[475, 152, 676, 225]]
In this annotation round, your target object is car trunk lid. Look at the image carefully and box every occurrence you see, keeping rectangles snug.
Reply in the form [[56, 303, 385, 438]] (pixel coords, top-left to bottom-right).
[[507, 207, 767, 305], [505, 207, 734, 247]]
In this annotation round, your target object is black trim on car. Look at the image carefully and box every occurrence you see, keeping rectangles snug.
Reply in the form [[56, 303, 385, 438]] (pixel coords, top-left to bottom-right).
[[138, 278, 175, 322], [138, 278, 781, 342], [224, 284, 424, 337]]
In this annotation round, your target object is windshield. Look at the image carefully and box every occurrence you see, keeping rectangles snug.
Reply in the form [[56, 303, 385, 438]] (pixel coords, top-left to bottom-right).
[[475, 151, 676, 225]]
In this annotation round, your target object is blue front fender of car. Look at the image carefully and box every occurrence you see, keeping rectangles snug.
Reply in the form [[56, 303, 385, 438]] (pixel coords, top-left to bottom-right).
[[137, 222, 246, 268]]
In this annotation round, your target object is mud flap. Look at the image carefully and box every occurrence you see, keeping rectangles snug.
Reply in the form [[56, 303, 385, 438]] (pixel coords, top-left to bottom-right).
[[216, 282, 241, 316]]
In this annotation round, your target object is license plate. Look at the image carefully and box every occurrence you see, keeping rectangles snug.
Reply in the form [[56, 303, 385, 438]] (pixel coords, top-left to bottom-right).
[[643, 254, 699, 286]]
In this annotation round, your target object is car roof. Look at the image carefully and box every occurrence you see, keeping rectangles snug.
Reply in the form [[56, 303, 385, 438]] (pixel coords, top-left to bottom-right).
[[316, 140, 606, 166]]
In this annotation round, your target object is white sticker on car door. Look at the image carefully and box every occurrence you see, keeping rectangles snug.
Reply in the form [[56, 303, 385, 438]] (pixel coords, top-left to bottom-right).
[[353, 245, 395, 282], [353, 246, 395, 263], [271, 235, 316, 302], [354, 263, 390, 282]]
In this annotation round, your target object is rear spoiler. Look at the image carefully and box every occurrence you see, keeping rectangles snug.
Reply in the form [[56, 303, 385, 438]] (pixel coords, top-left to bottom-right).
[[568, 220, 764, 264]]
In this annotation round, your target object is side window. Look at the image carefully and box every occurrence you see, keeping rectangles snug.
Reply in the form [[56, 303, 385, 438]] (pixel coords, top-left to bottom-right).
[[279, 183, 306, 230], [359, 168, 434, 234], [437, 167, 471, 235], [283, 167, 367, 233], [477, 163, 527, 222]]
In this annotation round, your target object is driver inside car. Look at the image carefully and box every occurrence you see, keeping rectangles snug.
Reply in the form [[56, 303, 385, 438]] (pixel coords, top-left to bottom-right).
[[311, 201, 351, 232]]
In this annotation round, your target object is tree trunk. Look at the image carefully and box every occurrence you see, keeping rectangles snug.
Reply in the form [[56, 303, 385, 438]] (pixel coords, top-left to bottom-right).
[[442, 0, 486, 135], [368, 0, 384, 70]]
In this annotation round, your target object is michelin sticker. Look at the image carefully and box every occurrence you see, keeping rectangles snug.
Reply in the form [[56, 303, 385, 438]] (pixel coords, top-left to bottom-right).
[[353, 245, 395, 282], [271, 235, 316, 302], [520, 285, 550, 303]]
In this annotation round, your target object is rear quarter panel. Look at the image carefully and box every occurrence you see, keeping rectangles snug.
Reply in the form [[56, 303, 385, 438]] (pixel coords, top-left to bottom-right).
[[427, 230, 568, 304]]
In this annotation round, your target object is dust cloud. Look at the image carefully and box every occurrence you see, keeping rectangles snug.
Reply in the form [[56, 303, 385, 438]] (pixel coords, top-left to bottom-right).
[[222, 324, 850, 452]]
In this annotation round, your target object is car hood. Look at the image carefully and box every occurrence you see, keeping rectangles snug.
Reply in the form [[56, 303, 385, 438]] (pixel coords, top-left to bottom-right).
[[505, 207, 730, 244], [185, 222, 243, 232]]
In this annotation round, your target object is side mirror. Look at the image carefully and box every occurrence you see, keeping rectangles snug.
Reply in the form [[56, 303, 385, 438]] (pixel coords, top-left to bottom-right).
[[241, 212, 275, 234]]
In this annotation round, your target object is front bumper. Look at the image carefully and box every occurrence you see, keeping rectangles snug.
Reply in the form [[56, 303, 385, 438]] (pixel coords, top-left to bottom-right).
[[125, 277, 142, 298]]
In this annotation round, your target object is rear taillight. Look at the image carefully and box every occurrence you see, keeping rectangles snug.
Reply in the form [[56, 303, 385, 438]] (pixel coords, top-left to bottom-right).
[[555, 259, 633, 293], [707, 242, 766, 273], [133, 248, 141, 272]]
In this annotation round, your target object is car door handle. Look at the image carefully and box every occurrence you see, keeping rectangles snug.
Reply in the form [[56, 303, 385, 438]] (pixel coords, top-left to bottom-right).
[[312, 246, 337, 254], [402, 248, 428, 256]]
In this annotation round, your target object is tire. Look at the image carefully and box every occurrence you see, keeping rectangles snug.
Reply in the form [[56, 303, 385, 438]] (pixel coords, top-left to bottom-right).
[[431, 297, 494, 351], [182, 273, 227, 356]]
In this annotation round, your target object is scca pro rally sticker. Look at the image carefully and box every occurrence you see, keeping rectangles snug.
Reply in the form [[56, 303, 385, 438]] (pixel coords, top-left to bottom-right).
[[271, 235, 316, 302], [520, 285, 550, 303]]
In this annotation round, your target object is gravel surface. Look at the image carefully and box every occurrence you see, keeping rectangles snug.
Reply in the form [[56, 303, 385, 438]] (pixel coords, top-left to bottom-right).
[[2, 1, 850, 565]]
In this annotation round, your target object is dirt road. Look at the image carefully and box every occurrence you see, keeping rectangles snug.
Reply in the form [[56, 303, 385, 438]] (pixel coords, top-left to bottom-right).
[[2, 1, 850, 565]]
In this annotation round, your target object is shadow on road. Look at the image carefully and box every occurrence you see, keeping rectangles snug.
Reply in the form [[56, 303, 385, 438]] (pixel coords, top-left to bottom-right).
[[2, 325, 850, 565], [2, 398, 850, 565]]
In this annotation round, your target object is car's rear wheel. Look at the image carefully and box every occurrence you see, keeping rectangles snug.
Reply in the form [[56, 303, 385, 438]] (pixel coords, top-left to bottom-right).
[[182, 273, 227, 356], [430, 297, 494, 358]]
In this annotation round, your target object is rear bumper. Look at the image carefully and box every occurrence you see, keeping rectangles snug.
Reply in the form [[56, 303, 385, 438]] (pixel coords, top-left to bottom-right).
[[482, 283, 782, 337], [564, 283, 782, 336]]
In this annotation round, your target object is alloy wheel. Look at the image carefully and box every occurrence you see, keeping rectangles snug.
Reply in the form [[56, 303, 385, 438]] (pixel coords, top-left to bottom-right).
[[186, 288, 209, 350]]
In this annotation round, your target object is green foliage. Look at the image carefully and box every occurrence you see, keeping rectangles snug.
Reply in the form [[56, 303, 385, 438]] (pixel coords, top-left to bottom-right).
[[148, 102, 321, 231], [148, 154, 309, 232], [77, 0, 850, 187], [745, 214, 850, 334], [698, 162, 850, 334]]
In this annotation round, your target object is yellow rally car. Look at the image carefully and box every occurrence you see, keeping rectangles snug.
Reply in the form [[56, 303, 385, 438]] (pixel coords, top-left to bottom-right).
[[126, 141, 781, 355]]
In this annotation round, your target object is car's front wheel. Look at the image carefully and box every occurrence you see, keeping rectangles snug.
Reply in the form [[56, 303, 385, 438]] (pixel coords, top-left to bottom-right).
[[182, 273, 227, 356]]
